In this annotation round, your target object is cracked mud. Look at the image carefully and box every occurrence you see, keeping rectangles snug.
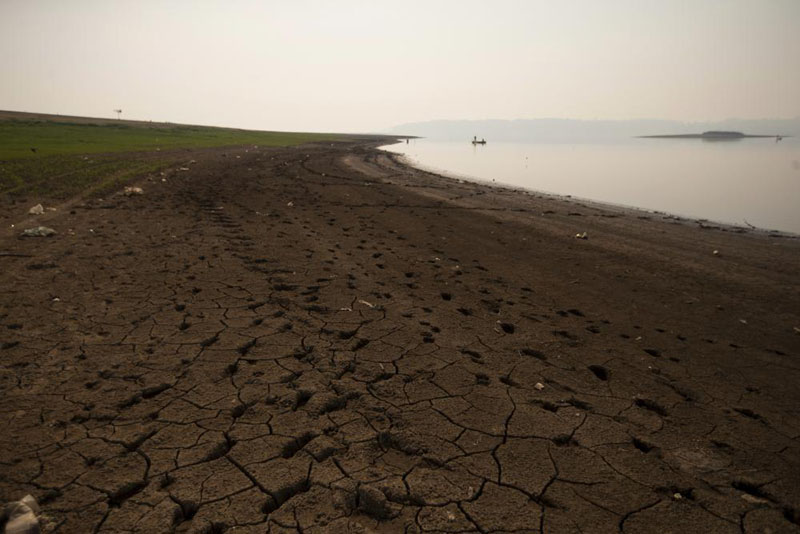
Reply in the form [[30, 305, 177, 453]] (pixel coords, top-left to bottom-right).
[[1, 140, 799, 533]]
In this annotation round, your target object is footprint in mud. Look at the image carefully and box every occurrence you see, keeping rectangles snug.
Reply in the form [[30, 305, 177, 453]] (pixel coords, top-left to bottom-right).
[[520, 348, 547, 360], [587, 364, 609, 381]]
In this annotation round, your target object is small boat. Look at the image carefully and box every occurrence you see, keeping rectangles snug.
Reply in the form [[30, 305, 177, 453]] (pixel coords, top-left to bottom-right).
[[471, 136, 486, 145]]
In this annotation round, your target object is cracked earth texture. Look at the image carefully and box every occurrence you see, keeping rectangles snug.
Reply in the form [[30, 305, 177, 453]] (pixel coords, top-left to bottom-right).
[[1, 140, 799, 533]]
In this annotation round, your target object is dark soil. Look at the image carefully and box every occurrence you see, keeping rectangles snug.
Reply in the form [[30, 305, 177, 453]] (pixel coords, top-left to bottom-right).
[[1, 139, 798, 533]]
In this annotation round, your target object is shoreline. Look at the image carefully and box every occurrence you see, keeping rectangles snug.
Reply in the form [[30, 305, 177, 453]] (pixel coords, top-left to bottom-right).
[[376, 136, 800, 238], [1, 138, 799, 532], [379, 142, 799, 239]]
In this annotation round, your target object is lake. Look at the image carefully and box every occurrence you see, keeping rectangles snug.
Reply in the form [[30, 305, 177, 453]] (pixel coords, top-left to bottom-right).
[[381, 137, 800, 234]]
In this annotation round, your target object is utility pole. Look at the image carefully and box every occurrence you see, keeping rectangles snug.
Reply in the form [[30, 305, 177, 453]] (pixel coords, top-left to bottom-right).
[[114, 109, 122, 120]]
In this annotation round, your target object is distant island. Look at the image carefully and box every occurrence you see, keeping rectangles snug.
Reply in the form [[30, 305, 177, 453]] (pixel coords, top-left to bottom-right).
[[640, 130, 784, 139]]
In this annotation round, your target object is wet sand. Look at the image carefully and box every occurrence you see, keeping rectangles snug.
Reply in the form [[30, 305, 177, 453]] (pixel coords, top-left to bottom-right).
[[1, 139, 799, 533]]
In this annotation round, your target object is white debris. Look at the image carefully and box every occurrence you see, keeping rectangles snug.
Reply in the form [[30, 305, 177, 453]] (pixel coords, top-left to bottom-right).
[[713, 249, 720, 256], [28, 204, 44, 215], [178, 167, 190, 171], [574, 232, 588, 240], [534, 382, 545, 391], [21, 226, 56, 237], [287, 201, 294, 207], [123, 186, 143, 196], [358, 299, 375, 308], [741, 494, 769, 505], [2, 494, 41, 534]]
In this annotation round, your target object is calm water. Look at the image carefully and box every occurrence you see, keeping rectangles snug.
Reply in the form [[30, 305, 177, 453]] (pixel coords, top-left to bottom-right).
[[382, 137, 800, 234]]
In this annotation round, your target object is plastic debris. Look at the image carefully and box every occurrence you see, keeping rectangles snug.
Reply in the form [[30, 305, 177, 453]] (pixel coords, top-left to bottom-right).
[[713, 250, 720, 256], [21, 226, 56, 237], [534, 382, 545, 390], [358, 299, 375, 308], [27, 204, 44, 215], [574, 232, 588, 240], [287, 201, 294, 207], [123, 186, 143, 196], [1, 494, 41, 534]]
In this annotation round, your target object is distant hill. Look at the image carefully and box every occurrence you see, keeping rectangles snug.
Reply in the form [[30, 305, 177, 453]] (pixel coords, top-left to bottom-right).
[[385, 118, 800, 142]]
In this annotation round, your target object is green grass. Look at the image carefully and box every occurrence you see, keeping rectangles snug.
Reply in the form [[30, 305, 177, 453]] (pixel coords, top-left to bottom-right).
[[0, 117, 341, 199], [0, 119, 338, 160], [0, 154, 174, 199]]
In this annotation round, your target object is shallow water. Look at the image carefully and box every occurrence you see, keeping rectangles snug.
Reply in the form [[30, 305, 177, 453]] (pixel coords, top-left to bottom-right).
[[382, 137, 800, 234]]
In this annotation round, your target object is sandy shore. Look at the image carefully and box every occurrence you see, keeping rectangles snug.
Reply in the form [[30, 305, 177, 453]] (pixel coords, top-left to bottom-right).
[[1, 139, 798, 533]]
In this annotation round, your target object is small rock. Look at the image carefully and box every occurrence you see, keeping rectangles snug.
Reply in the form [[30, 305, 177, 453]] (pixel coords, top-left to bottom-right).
[[287, 201, 294, 207], [28, 204, 44, 215], [534, 382, 545, 391], [123, 186, 143, 196], [713, 249, 720, 256], [21, 226, 56, 237], [574, 232, 588, 240]]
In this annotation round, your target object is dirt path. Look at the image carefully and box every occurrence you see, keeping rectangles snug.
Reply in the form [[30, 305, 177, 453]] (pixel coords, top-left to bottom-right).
[[1, 140, 798, 533]]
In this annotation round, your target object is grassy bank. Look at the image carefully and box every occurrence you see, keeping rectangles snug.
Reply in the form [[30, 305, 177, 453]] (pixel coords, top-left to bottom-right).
[[0, 112, 341, 199], [0, 116, 338, 160]]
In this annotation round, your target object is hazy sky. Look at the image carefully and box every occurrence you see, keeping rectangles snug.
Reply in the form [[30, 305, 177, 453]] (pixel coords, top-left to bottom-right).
[[2, 0, 799, 132]]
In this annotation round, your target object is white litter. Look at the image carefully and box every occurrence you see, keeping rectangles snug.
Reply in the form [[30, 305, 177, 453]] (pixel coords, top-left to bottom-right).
[[2, 494, 41, 534], [28, 204, 44, 215], [358, 300, 375, 308], [534, 382, 545, 390], [123, 186, 143, 196]]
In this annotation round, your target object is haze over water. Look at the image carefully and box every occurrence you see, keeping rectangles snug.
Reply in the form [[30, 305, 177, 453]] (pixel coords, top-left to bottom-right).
[[383, 137, 800, 234]]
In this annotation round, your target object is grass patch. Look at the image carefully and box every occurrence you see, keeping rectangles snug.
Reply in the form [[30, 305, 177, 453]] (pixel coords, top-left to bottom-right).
[[0, 115, 342, 199], [0, 154, 174, 199], [0, 118, 338, 160]]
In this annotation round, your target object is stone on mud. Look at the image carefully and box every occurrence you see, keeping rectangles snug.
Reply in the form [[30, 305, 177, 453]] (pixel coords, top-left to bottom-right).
[[20, 226, 56, 237]]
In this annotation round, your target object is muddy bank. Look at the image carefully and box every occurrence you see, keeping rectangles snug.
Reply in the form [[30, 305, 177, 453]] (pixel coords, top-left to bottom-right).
[[1, 139, 798, 533]]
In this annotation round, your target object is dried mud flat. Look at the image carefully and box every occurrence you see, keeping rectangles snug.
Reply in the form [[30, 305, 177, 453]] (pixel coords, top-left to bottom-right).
[[1, 139, 799, 533]]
